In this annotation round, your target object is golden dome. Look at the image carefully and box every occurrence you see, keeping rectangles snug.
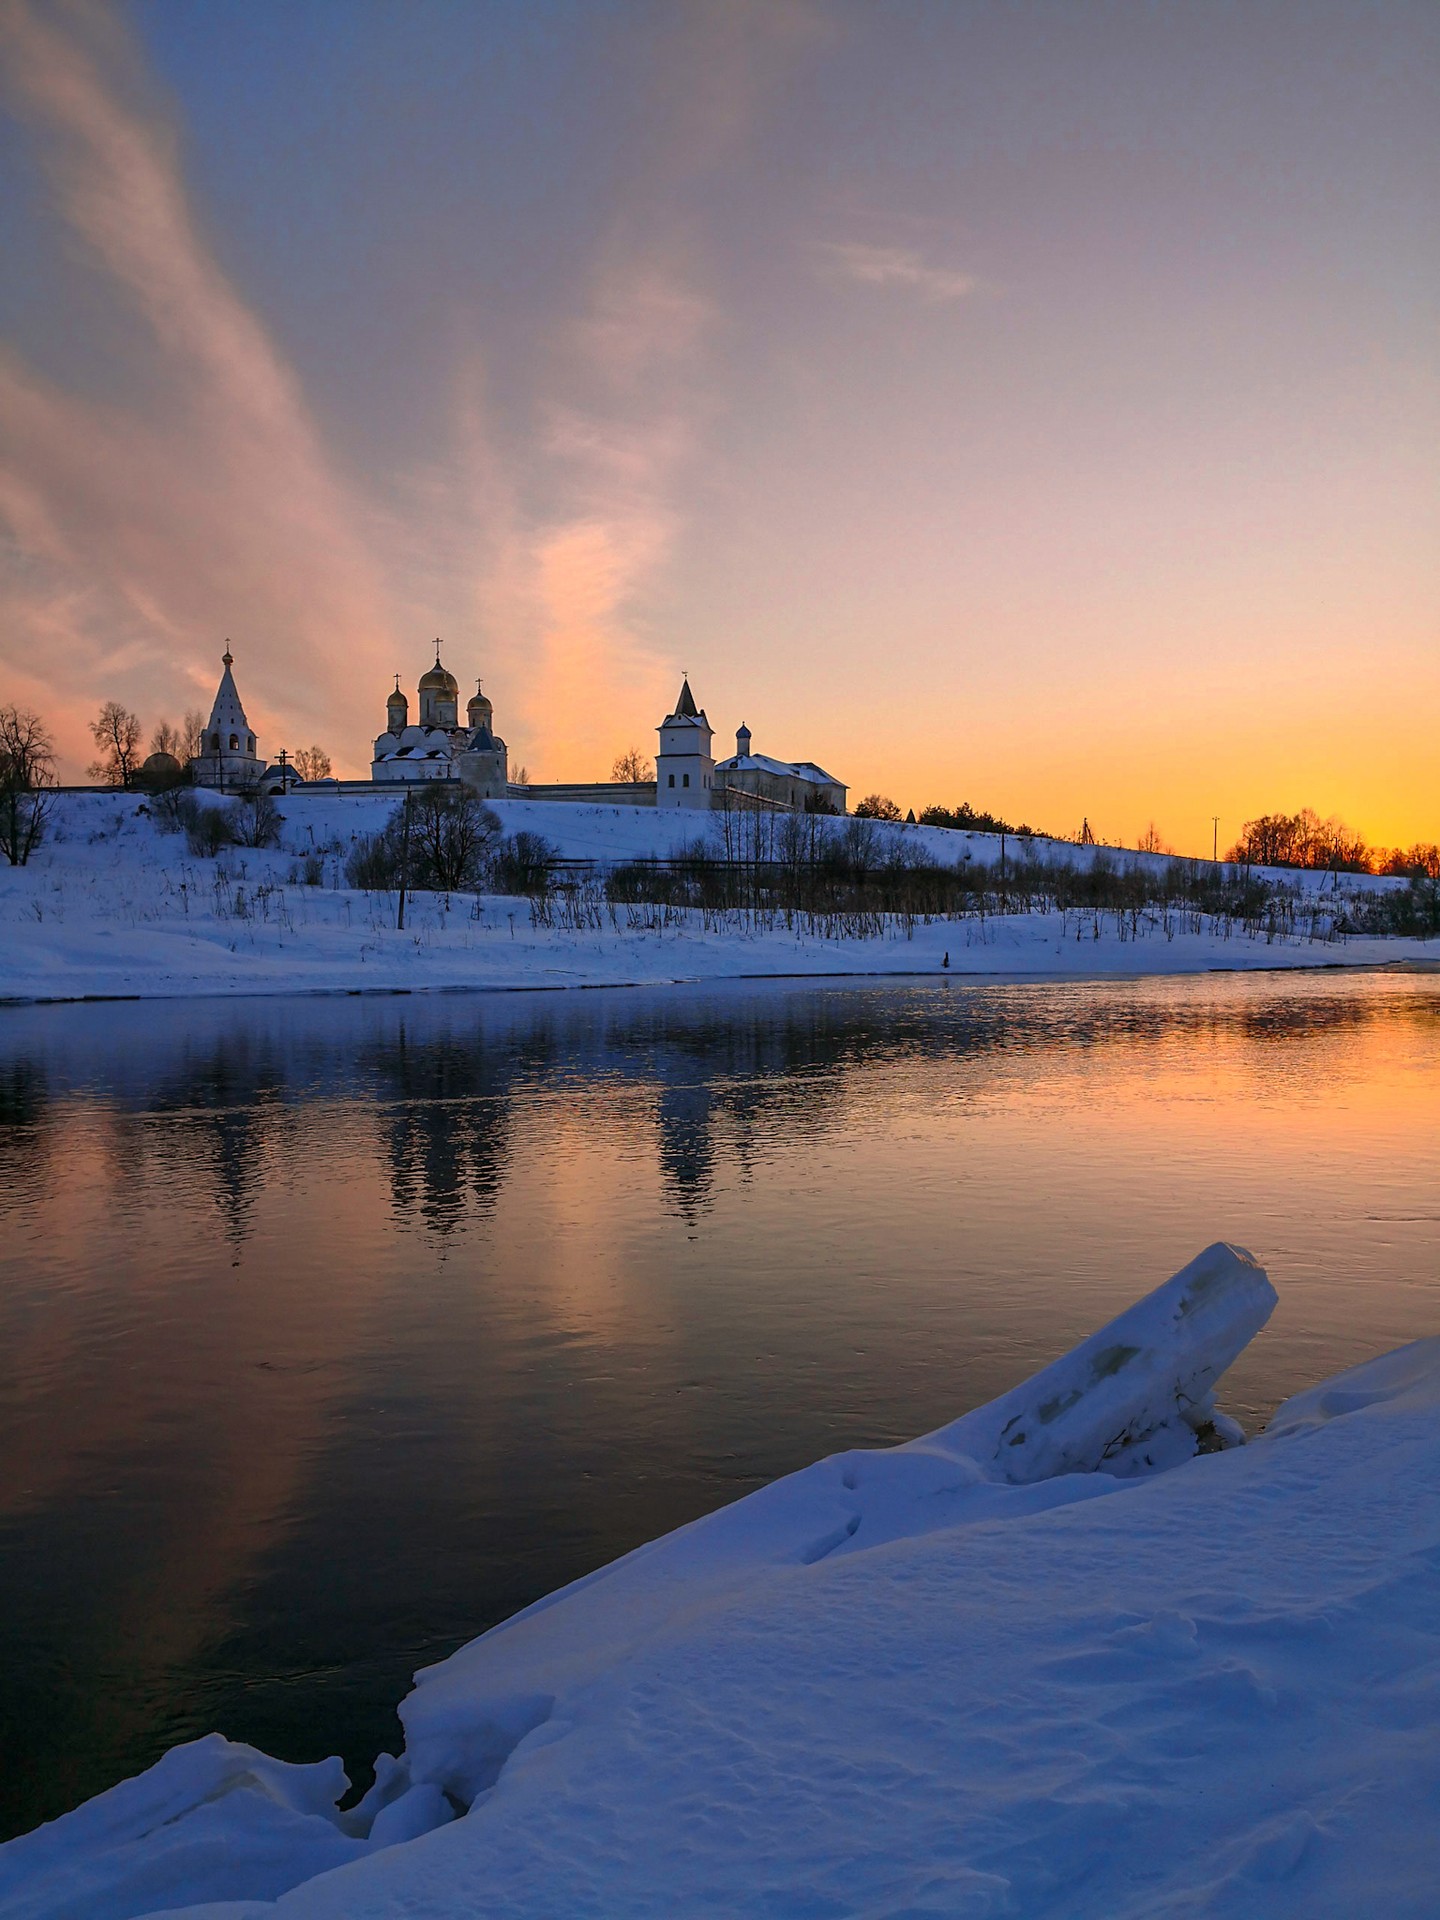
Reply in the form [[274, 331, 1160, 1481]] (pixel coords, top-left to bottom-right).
[[418, 642, 458, 695]]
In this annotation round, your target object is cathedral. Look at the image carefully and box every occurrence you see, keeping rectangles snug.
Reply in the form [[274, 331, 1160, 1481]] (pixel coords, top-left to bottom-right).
[[371, 645, 509, 797]]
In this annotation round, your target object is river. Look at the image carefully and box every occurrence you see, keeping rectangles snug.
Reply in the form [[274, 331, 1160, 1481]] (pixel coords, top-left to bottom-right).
[[1, 969, 1436, 1838]]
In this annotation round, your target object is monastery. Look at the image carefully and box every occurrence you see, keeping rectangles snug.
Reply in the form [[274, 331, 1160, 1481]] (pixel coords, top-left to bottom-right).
[[182, 646, 846, 814]]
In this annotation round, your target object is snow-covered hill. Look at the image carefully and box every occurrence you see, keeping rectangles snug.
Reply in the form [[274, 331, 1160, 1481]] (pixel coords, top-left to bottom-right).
[[0, 791, 1425, 1003]]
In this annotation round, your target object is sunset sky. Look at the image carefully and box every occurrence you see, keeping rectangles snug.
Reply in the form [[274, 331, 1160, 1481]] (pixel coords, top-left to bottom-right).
[[0, 0, 1435, 852]]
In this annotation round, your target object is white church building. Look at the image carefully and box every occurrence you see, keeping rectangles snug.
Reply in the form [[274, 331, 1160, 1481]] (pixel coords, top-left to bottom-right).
[[371, 645, 509, 797], [180, 648, 843, 813], [655, 678, 845, 814], [190, 646, 262, 792]]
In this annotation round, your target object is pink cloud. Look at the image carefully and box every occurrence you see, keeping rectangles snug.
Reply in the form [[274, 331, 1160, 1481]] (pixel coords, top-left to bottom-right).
[[0, 1, 782, 782], [0, 0, 400, 773]]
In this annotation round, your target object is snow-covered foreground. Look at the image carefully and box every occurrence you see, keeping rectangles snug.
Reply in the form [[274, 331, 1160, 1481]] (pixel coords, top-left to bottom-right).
[[0, 793, 1429, 1000], [4, 1244, 1438, 1919]]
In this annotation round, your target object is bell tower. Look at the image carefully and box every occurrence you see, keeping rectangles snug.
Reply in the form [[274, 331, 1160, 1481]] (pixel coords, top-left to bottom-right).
[[656, 676, 714, 809]]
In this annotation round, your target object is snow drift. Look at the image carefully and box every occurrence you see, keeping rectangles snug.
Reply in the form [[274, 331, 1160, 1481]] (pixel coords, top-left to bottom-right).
[[6, 1245, 1440, 1917]]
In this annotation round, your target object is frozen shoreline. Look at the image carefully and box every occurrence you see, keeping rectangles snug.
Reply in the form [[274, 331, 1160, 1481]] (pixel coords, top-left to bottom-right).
[[3, 1244, 1437, 1919], [1, 792, 1431, 1004]]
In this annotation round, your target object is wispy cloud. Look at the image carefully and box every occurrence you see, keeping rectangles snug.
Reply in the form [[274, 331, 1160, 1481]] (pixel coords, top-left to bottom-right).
[[0, 0, 399, 769], [0, 0, 808, 781], [392, 255, 707, 782], [813, 240, 978, 302], [0, 2, 743, 780]]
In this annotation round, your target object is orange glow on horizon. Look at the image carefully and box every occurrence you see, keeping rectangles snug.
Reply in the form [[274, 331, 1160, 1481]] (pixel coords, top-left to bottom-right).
[[1, 0, 1434, 855]]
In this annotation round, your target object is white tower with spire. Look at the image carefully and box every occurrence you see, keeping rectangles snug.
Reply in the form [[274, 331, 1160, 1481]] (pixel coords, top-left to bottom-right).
[[656, 676, 714, 809], [191, 645, 262, 791]]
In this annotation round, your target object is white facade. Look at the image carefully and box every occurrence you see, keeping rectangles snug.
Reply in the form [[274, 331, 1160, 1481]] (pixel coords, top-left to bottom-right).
[[190, 648, 262, 792], [372, 650, 509, 790], [714, 725, 846, 813], [655, 678, 715, 809]]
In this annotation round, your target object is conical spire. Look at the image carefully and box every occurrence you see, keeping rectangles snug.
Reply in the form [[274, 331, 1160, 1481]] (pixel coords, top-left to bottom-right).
[[208, 644, 249, 731], [674, 676, 699, 719]]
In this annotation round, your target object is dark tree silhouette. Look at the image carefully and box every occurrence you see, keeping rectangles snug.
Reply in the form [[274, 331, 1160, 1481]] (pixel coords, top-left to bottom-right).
[[0, 705, 57, 866], [611, 747, 653, 783], [88, 702, 142, 786]]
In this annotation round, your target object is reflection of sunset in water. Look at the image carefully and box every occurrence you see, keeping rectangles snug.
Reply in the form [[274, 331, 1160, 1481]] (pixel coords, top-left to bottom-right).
[[1, 973, 1437, 1837]]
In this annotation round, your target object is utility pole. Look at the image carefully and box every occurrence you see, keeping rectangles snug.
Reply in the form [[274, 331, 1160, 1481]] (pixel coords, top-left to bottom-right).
[[1212, 816, 1220, 864], [397, 786, 412, 931]]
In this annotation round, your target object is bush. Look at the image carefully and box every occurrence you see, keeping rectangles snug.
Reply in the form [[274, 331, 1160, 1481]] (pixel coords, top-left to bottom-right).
[[345, 786, 501, 893], [154, 789, 273, 857], [153, 787, 198, 834], [493, 829, 557, 895], [346, 830, 401, 890], [1338, 878, 1440, 939], [185, 803, 237, 858], [918, 801, 1042, 836], [230, 791, 283, 848]]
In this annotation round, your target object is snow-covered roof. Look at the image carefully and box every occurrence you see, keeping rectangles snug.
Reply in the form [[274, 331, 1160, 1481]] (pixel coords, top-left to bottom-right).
[[374, 726, 459, 762], [715, 753, 843, 787], [661, 676, 709, 729]]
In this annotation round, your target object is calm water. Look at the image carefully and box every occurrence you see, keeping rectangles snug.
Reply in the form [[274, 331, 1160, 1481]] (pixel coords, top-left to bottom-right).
[[2, 970, 1438, 1839]]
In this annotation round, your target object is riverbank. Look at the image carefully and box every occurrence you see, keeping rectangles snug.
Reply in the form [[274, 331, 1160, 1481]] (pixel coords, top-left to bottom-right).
[[1, 793, 1429, 1002], [3, 1245, 1437, 1918]]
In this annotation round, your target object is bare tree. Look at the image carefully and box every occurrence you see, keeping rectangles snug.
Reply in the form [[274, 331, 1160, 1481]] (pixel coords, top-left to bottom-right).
[[1380, 842, 1440, 880], [230, 790, 283, 848], [494, 828, 557, 894], [149, 718, 181, 759], [0, 705, 57, 865], [611, 746, 652, 783], [293, 745, 332, 782], [88, 702, 143, 786], [512, 763, 530, 786], [853, 793, 902, 820], [1137, 823, 1171, 854], [1228, 809, 1373, 873], [180, 709, 206, 761], [407, 787, 500, 890]]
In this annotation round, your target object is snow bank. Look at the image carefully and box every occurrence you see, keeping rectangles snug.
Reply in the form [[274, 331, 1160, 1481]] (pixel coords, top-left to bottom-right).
[[6, 1249, 1439, 1916], [0, 1738, 362, 1920], [391, 1246, 1276, 1805], [0, 792, 1426, 1003]]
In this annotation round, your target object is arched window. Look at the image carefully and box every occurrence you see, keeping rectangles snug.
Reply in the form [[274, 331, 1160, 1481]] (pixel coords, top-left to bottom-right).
[[211, 733, 220, 752], [229, 733, 239, 750], [247, 735, 255, 754]]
